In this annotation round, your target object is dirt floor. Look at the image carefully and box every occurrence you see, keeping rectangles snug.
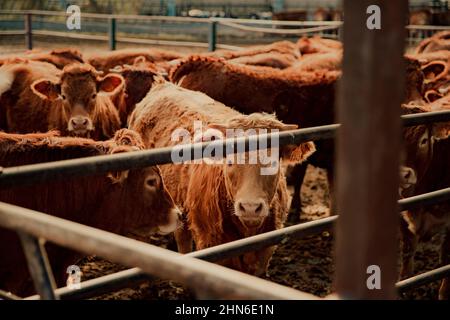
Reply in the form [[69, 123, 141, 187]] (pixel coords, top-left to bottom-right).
[[76, 165, 444, 300]]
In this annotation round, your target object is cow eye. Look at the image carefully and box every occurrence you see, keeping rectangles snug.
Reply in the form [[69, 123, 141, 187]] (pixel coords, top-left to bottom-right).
[[420, 137, 428, 146], [145, 177, 158, 188], [91, 93, 97, 99]]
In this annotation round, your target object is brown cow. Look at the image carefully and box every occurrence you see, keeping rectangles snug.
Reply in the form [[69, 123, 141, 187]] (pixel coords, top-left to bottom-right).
[[0, 48, 84, 69], [0, 128, 181, 296], [108, 63, 159, 126], [0, 60, 123, 140], [170, 55, 338, 216], [128, 78, 315, 276], [87, 48, 185, 74], [399, 96, 450, 300]]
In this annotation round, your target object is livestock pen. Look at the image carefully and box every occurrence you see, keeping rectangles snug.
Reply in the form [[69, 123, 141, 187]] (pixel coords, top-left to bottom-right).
[[0, 0, 450, 301]]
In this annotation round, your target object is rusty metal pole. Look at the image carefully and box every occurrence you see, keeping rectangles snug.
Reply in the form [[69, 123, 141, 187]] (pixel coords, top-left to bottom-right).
[[335, 0, 408, 299]]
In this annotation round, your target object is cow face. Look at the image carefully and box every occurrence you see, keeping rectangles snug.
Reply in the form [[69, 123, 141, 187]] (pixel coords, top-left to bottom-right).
[[31, 64, 124, 137], [203, 118, 315, 230], [107, 129, 181, 236]]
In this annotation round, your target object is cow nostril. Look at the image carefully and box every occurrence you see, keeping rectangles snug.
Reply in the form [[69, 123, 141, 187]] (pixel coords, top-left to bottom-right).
[[255, 203, 263, 214], [239, 203, 245, 212], [82, 118, 88, 126]]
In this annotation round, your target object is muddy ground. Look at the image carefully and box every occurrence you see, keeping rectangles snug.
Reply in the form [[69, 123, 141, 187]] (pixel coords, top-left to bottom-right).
[[77, 165, 444, 300]]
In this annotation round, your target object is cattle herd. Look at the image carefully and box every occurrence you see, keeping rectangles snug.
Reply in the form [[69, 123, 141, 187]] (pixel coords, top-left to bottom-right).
[[0, 30, 449, 299]]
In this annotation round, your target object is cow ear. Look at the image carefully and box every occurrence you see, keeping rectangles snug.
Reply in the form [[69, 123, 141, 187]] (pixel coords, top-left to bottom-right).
[[280, 141, 316, 165], [31, 79, 61, 100], [97, 74, 124, 95], [278, 123, 314, 164], [432, 122, 450, 141]]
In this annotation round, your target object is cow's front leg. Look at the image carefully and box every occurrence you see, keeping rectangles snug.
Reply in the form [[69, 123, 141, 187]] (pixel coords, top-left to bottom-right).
[[288, 164, 307, 223]]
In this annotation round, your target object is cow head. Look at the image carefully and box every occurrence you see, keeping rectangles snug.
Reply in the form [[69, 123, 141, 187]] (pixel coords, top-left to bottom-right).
[[31, 64, 124, 137], [400, 103, 450, 197], [106, 129, 181, 236], [198, 113, 315, 230]]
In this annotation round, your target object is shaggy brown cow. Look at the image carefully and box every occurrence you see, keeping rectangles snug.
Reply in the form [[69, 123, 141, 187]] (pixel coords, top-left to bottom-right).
[[0, 61, 123, 139], [0, 129, 180, 296], [0, 48, 84, 69], [128, 79, 315, 276], [87, 48, 185, 74]]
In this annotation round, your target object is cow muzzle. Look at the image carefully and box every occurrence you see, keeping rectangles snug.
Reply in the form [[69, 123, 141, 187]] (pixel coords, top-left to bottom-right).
[[399, 166, 417, 197], [157, 208, 183, 235], [68, 116, 94, 135], [234, 199, 269, 228]]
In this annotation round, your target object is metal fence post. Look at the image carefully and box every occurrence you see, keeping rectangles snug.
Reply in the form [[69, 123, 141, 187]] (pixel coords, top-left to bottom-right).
[[18, 232, 58, 300], [335, 0, 408, 299], [24, 13, 32, 50], [108, 17, 116, 51], [208, 20, 217, 52]]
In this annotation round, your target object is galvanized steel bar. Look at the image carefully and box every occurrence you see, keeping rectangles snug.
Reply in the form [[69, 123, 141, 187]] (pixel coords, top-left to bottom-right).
[[0, 202, 317, 300], [18, 232, 58, 300], [396, 264, 450, 292]]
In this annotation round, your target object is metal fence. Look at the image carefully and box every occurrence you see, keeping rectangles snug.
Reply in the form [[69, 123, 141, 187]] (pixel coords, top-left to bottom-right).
[[0, 111, 450, 299], [1, 3, 450, 300]]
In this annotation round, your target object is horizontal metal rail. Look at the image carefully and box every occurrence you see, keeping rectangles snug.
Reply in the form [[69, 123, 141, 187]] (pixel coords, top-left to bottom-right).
[[0, 30, 26, 36], [217, 20, 340, 34], [399, 187, 450, 211], [0, 10, 341, 27], [0, 124, 338, 188], [406, 25, 450, 31], [24, 216, 337, 300], [0, 289, 20, 300], [396, 264, 450, 292], [2, 109, 450, 188], [0, 201, 317, 300]]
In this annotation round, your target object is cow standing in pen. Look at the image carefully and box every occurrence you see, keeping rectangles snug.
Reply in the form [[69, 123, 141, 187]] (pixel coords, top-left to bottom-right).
[[0, 61, 123, 140], [0, 129, 181, 296], [129, 78, 315, 276]]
